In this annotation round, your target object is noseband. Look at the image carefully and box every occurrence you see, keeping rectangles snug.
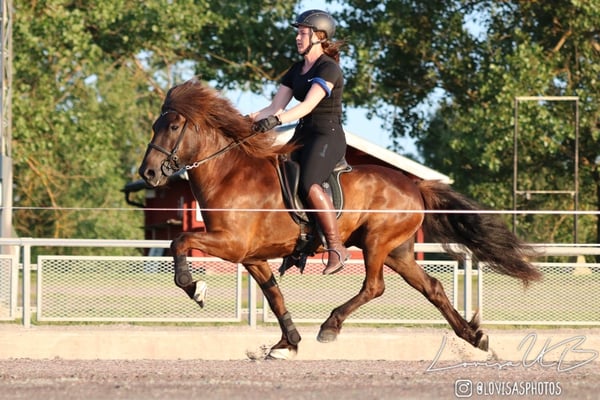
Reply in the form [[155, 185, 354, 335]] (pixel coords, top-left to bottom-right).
[[146, 110, 261, 175]]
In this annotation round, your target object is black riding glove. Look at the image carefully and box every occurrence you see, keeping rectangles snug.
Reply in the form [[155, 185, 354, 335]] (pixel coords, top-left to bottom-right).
[[252, 115, 281, 132]]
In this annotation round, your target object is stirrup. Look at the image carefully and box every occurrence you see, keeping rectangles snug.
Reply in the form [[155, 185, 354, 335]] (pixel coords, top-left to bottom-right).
[[322, 248, 349, 275]]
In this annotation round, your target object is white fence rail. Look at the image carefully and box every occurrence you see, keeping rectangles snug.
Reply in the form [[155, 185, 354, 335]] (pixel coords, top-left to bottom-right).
[[1, 239, 599, 328]]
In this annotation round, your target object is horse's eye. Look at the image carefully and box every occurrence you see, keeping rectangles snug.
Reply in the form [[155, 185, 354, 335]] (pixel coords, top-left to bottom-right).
[[170, 124, 179, 132]]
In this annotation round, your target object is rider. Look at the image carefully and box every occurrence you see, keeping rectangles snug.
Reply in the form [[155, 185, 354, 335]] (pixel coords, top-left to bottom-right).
[[251, 9, 349, 275]]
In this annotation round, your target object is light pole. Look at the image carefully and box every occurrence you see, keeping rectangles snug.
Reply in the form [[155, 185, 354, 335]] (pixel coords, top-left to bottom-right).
[[0, 0, 13, 246]]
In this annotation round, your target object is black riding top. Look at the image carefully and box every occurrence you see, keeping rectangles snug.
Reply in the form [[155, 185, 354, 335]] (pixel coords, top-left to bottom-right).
[[281, 54, 343, 117], [280, 54, 347, 196]]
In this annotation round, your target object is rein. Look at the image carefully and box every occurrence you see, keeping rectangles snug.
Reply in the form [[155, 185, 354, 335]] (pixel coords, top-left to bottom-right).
[[147, 110, 262, 174]]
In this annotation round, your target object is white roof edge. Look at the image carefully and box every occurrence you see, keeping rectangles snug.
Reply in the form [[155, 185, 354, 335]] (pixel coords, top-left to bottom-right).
[[275, 125, 453, 184], [345, 131, 453, 184]]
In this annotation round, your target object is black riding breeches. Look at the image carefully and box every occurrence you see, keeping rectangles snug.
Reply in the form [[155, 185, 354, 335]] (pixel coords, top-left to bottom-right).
[[290, 116, 347, 196]]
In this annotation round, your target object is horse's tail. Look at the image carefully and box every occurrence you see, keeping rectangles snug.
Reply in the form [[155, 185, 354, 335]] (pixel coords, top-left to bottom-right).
[[418, 180, 542, 286]]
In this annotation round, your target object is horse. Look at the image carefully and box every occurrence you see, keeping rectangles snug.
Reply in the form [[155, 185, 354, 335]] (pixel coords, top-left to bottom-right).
[[138, 79, 542, 359]]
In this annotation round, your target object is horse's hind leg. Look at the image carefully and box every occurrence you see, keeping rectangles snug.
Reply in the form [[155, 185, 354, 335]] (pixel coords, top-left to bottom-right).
[[387, 244, 488, 351], [318, 253, 386, 342]]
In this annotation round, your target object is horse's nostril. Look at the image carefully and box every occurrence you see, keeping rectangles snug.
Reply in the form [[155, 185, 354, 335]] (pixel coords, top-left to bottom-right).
[[139, 167, 156, 181]]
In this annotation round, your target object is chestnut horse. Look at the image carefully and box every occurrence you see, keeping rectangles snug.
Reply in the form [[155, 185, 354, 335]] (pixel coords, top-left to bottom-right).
[[138, 80, 541, 359]]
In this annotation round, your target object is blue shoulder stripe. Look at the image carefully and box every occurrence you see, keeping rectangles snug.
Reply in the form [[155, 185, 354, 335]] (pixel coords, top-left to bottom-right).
[[309, 77, 331, 97]]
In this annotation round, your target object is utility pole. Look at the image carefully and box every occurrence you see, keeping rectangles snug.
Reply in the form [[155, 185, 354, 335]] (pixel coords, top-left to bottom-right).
[[0, 0, 13, 247]]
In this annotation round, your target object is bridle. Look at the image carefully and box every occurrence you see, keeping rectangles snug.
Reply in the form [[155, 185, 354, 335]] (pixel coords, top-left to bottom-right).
[[146, 110, 261, 176], [146, 111, 191, 175]]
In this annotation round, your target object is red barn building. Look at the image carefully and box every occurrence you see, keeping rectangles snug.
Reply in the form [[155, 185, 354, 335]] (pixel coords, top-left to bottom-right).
[[123, 126, 451, 258]]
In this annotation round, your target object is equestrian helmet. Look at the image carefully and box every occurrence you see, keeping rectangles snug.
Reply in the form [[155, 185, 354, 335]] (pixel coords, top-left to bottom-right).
[[292, 9, 336, 40]]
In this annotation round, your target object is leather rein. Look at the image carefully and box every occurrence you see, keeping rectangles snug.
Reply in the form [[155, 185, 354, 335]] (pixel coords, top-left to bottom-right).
[[146, 110, 261, 175]]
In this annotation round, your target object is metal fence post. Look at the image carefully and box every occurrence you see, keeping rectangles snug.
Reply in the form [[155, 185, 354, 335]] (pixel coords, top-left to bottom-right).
[[477, 262, 483, 320], [246, 265, 257, 328], [463, 252, 472, 319], [21, 240, 30, 328]]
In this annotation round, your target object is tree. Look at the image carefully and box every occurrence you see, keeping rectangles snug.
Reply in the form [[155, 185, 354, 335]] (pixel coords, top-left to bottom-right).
[[13, 1, 163, 244], [420, 1, 599, 244], [11, 0, 298, 247], [340, 0, 599, 244], [338, 0, 476, 150], [12, 0, 600, 247]]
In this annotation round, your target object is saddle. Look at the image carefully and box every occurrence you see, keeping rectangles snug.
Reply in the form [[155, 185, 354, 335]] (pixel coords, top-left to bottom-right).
[[275, 154, 353, 275]]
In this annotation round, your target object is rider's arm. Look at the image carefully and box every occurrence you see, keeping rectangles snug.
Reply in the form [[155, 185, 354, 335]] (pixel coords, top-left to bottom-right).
[[276, 81, 332, 124], [249, 85, 294, 121]]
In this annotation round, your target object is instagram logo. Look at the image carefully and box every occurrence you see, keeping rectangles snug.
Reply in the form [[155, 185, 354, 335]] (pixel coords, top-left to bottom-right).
[[454, 379, 473, 398]]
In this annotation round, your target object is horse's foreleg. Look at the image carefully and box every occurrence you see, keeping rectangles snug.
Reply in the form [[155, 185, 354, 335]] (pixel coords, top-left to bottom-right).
[[245, 262, 301, 359], [172, 251, 205, 306], [388, 253, 488, 351], [170, 231, 245, 306], [318, 256, 386, 343]]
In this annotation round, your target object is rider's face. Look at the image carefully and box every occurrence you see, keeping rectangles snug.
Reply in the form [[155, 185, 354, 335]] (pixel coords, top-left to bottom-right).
[[295, 26, 314, 54]]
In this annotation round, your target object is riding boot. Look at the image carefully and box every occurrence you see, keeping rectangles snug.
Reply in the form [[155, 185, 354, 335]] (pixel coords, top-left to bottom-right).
[[306, 184, 349, 275]]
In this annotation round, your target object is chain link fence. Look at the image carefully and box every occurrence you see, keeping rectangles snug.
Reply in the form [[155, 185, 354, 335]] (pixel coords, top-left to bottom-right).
[[0, 254, 18, 320], [37, 256, 241, 323], [263, 259, 458, 324], [2, 239, 600, 327], [35, 255, 459, 325], [480, 263, 600, 325]]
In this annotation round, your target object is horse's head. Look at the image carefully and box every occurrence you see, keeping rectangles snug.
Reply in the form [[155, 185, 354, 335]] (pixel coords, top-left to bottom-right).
[[139, 79, 291, 187], [138, 108, 198, 187]]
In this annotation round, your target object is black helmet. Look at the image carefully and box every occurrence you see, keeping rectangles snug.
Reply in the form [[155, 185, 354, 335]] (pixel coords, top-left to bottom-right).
[[292, 9, 336, 40]]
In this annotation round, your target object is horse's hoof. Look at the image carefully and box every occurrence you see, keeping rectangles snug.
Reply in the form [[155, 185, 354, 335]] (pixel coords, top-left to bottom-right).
[[193, 281, 207, 308], [317, 329, 338, 343], [266, 347, 296, 360], [477, 333, 489, 351]]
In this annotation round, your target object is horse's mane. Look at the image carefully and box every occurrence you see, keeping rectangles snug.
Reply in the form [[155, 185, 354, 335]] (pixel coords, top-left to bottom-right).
[[162, 79, 293, 159]]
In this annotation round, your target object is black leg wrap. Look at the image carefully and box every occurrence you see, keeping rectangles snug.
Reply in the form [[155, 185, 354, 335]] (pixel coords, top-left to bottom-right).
[[174, 255, 193, 288], [259, 274, 278, 291], [279, 312, 301, 345]]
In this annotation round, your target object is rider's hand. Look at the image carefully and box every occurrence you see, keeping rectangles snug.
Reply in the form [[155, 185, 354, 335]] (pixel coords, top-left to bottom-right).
[[252, 115, 281, 133]]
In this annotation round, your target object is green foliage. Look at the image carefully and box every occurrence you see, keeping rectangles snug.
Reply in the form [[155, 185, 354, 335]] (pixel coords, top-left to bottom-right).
[[11, 0, 297, 242], [357, 0, 600, 244], [13, 1, 158, 240], [10, 0, 600, 247]]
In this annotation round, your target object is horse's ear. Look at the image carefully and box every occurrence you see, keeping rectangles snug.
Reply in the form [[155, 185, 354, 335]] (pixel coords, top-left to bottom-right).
[[163, 82, 185, 110]]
